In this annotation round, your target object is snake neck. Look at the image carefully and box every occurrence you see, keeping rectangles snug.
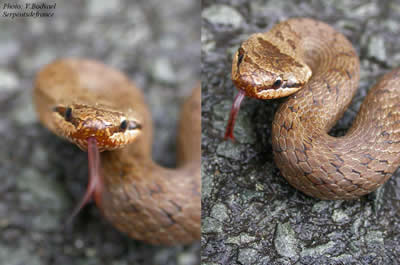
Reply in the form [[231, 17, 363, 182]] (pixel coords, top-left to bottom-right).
[[96, 86, 200, 245], [96, 146, 201, 245], [271, 19, 359, 131], [270, 19, 400, 199], [91, 86, 201, 245]]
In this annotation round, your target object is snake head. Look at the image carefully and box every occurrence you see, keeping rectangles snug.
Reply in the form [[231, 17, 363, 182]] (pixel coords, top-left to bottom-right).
[[231, 33, 312, 99], [52, 104, 142, 152]]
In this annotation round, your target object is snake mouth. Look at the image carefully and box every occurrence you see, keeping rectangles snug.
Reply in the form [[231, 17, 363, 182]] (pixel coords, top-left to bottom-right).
[[254, 85, 303, 99], [52, 103, 143, 151]]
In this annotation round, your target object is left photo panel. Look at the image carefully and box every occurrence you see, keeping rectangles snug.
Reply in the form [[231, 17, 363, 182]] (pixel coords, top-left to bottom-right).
[[0, 1, 200, 264]]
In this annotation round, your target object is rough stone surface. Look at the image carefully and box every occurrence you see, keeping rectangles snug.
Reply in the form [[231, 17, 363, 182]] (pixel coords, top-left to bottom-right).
[[274, 222, 299, 259], [0, 0, 200, 264], [202, 5, 244, 29], [201, 0, 400, 264], [237, 248, 258, 265]]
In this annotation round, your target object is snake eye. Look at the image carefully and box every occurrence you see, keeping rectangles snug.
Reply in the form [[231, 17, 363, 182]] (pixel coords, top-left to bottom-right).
[[273, 79, 282, 89], [237, 47, 245, 67], [120, 120, 141, 132], [120, 120, 128, 131], [64, 107, 72, 121], [53, 106, 73, 122]]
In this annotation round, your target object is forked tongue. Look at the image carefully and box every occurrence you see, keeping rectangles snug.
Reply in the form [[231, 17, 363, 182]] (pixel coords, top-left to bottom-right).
[[224, 90, 246, 141], [66, 137, 103, 226]]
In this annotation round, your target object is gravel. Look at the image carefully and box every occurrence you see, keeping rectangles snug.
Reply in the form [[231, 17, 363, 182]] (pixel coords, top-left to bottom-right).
[[201, 0, 400, 264], [0, 0, 200, 264]]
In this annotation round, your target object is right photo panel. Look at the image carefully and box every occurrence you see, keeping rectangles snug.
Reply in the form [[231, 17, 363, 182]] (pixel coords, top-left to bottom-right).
[[201, 0, 400, 264]]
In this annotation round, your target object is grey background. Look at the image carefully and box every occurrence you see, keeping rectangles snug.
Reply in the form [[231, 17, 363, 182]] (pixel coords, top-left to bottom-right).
[[0, 0, 200, 264], [202, 0, 400, 264]]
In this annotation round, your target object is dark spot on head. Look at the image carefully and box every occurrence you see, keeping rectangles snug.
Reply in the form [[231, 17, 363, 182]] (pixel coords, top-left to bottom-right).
[[255, 37, 304, 68], [294, 61, 303, 68], [275, 30, 284, 41], [257, 38, 281, 54], [345, 70, 352, 79], [287, 39, 296, 50]]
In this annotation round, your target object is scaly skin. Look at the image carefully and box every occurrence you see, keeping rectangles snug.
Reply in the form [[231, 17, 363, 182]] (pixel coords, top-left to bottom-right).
[[227, 18, 400, 199], [34, 58, 201, 244]]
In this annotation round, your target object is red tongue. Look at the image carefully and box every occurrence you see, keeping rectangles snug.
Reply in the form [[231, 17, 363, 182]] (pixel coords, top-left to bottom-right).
[[66, 137, 103, 225], [224, 90, 246, 141]]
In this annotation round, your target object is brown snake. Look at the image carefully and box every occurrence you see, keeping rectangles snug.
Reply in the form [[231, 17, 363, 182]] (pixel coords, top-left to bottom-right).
[[225, 18, 400, 200], [34, 58, 201, 245]]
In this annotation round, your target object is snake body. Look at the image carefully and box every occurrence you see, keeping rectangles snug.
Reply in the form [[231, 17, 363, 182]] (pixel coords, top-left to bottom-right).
[[226, 18, 400, 199], [34, 59, 201, 244]]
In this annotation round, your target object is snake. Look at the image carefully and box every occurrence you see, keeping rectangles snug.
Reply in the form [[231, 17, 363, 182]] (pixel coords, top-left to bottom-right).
[[225, 18, 400, 200], [33, 58, 201, 245]]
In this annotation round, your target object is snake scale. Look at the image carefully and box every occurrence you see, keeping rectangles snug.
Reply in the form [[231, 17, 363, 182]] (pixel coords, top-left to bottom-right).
[[34, 58, 201, 245], [225, 18, 400, 199]]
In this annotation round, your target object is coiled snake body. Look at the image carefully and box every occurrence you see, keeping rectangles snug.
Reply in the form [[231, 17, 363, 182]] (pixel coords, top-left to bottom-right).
[[34, 59, 201, 244], [225, 18, 400, 199]]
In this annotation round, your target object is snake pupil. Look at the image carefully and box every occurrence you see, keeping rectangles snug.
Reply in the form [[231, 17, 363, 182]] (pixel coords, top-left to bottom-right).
[[65, 107, 72, 121], [273, 79, 282, 89], [237, 47, 245, 67], [120, 120, 128, 131]]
